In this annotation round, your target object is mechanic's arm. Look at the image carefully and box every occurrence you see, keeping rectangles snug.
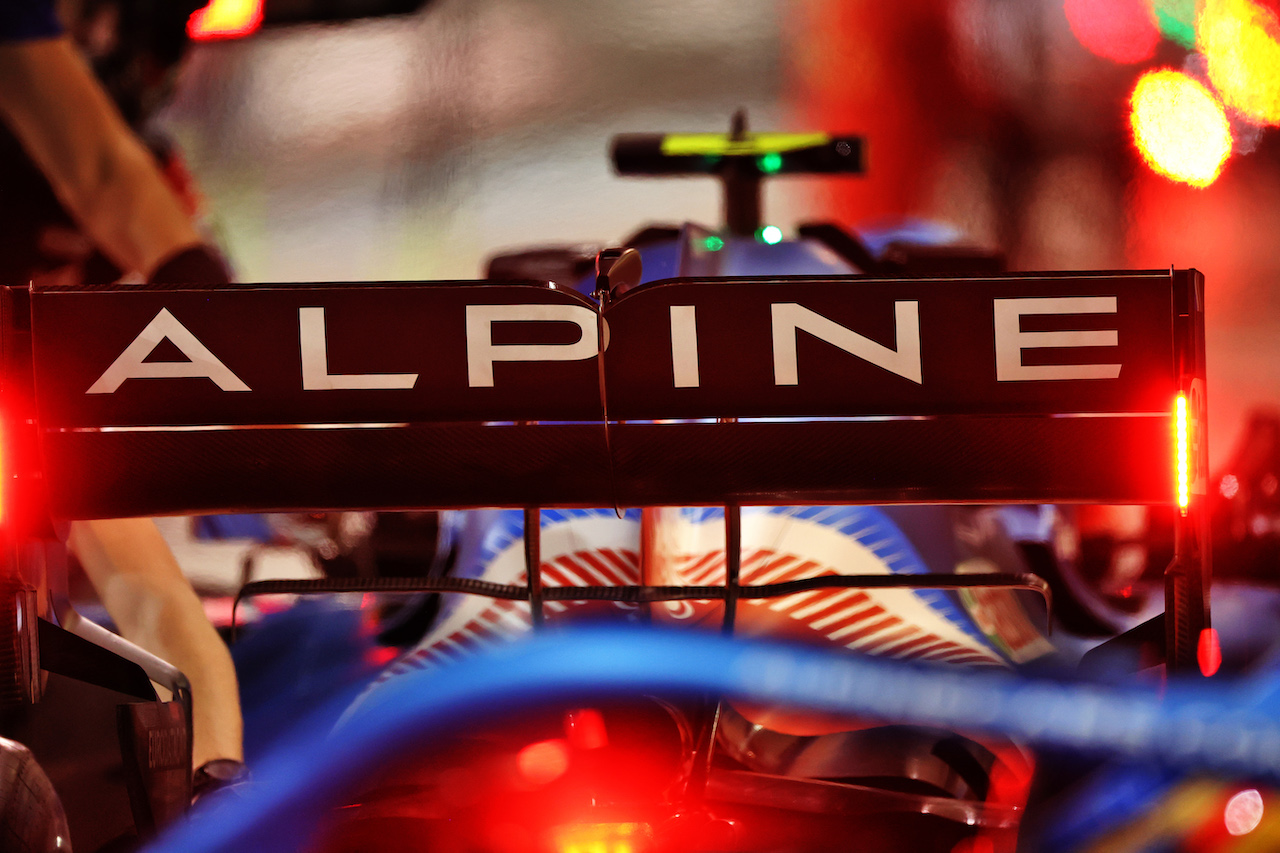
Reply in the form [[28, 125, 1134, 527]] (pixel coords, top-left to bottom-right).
[[0, 36, 203, 278], [0, 22, 242, 774], [70, 518, 243, 767]]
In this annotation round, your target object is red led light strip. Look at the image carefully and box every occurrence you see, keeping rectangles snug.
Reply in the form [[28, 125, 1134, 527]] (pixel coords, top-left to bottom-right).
[[1175, 392, 1190, 514]]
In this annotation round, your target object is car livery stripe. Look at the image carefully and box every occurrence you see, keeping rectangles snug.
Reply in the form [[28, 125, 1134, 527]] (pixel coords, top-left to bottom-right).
[[838, 614, 901, 644], [802, 592, 874, 627]]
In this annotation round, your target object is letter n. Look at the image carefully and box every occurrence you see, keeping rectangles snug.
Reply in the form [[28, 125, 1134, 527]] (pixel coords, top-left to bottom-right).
[[772, 302, 922, 385]]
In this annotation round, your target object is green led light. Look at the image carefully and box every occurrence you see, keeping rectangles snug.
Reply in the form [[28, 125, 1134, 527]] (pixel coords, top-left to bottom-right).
[[759, 225, 783, 245], [702, 235, 725, 251], [758, 152, 783, 174], [1153, 0, 1197, 48]]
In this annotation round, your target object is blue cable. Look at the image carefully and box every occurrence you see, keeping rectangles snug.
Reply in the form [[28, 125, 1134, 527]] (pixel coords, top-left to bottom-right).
[[146, 626, 1280, 853]]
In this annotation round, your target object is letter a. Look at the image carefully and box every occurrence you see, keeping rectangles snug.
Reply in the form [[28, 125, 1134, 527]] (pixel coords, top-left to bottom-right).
[[87, 308, 250, 393]]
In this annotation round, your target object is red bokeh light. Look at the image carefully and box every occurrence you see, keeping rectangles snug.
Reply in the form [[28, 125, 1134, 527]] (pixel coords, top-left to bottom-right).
[[1065, 0, 1161, 63], [564, 708, 608, 750], [364, 645, 399, 667], [516, 739, 570, 786], [1198, 628, 1222, 677]]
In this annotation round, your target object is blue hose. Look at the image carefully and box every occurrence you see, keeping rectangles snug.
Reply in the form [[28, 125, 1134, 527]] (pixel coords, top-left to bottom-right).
[[145, 626, 1280, 853]]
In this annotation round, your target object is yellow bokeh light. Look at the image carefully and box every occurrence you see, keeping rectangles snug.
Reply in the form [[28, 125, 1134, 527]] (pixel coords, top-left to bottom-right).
[[188, 0, 263, 40], [1129, 69, 1233, 187], [1199, 0, 1280, 125]]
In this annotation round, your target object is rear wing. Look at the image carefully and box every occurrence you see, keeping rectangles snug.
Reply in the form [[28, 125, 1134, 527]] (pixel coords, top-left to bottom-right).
[[3, 269, 1209, 664]]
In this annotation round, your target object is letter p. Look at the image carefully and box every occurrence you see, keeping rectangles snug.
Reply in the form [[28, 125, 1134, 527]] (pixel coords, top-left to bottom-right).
[[465, 304, 599, 387]]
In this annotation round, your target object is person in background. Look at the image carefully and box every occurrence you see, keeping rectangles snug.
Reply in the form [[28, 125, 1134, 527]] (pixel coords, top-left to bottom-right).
[[0, 0, 245, 791]]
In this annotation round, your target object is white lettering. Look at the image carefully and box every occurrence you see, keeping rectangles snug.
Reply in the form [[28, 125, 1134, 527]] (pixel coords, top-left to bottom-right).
[[670, 305, 699, 388], [466, 304, 598, 387], [299, 307, 417, 391], [994, 296, 1121, 381], [86, 308, 250, 393], [772, 302, 921, 385]]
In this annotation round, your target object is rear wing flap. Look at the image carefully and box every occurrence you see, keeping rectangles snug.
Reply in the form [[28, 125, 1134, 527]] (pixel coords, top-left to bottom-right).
[[14, 270, 1203, 518]]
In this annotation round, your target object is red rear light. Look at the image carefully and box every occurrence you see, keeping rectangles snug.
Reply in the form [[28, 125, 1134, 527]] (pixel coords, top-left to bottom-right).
[[552, 822, 653, 853], [187, 0, 264, 41], [1175, 392, 1190, 514], [0, 419, 5, 526]]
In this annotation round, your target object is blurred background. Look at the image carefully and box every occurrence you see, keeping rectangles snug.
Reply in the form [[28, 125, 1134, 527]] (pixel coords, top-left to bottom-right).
[[48, 4, 1280, 847], [163, 0, 1280, 465]]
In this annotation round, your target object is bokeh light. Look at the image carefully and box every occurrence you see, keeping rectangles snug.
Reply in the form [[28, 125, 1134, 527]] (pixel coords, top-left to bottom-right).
[[1153, 0, 1199, 47], [1199, 0, 1280, 125], [1225, 788, 1265, 835], [516, 739, 570, 786], [1129, 69, 1233, 186], [1221, 473, 1241, 498], [1064, 0, 1161, 63], [187, 0, 263, 41]]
